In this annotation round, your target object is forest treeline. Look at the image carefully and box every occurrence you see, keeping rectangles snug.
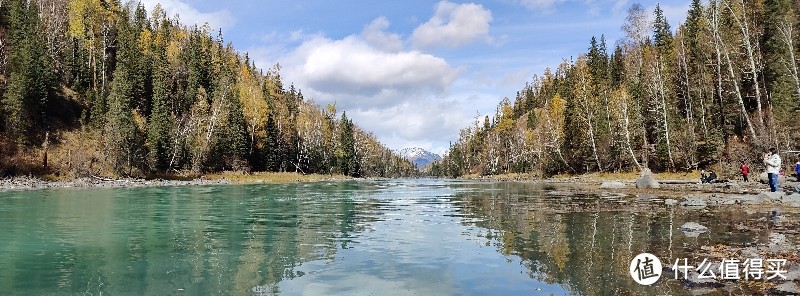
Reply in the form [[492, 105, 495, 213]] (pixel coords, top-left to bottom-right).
[[0, 0, 416, 178], [433, 0, 800, 177]]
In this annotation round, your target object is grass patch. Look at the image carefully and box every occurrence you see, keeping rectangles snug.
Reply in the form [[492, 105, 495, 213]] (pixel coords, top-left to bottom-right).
[[582, 171, 641, 180], [203, 171, 350, 184]]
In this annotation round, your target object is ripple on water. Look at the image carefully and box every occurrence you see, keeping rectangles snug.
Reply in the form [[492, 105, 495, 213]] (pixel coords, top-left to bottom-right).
[[0, 180, 785, 295]]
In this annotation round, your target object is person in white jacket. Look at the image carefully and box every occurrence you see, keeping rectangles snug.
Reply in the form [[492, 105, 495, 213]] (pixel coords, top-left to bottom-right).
[[764, 148, 782, 192]]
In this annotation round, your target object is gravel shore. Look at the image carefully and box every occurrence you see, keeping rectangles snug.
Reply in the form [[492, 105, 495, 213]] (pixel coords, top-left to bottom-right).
[[0, 176, 231, 191]]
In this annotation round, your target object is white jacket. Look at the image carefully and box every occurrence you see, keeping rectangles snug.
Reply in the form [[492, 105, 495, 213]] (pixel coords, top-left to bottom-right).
[[765, 154, 782, 174]]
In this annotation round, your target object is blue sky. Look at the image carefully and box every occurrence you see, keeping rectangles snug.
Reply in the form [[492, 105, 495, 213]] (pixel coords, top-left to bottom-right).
[[139, 0, 690, 155]]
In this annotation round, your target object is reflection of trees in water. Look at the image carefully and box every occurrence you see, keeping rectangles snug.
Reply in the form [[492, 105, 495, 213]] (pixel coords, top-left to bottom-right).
[[451, 182, 762, 295], [0, 183, 377, 295]]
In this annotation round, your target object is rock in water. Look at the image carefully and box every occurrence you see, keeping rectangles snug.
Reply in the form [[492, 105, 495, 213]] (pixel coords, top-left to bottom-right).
[[600, 181, 626, 189], [680, 222, 709, 238], [681, 197, 708, 209], [772, 282, 799, 295], [680, 222, 709, 232], [636, 172, 660, 189]]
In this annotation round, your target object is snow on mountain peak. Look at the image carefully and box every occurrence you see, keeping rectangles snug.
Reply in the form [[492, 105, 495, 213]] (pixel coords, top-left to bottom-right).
[[398, 148, 441, 168]]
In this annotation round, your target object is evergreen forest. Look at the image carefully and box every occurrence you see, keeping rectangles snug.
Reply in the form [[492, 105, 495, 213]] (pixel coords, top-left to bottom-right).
[[433, 0, 800, 177], [0, 0, 416, 178]]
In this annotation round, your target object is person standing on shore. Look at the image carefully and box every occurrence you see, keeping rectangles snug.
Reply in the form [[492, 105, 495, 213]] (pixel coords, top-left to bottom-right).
[[795, 161, 800, 181], [741, 163, 749, 182], [764, 148, 782, 192]]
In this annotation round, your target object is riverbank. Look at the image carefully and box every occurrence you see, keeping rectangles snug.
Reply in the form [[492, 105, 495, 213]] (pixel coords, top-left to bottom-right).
[[0, 172, 350, 191], [467, 171, 800, 205], [472, 172, 800, 215], [464, 172, 800, 294], [0, 173, 800, 294]]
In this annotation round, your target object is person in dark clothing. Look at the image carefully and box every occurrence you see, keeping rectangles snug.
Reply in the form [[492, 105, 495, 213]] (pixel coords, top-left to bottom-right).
[[706, 171, 717, 183], [700, 170, 717, 183], [795, 161, 800, 181]]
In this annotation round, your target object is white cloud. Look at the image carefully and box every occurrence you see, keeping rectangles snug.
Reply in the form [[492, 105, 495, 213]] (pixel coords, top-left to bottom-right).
[[139, 0, 236, 31], [282, 35, 460, 108], [348, 99, 478, 155], [243, 3, 507, 152], [361, 17, 404, 53], [411, 1, 493, 49]]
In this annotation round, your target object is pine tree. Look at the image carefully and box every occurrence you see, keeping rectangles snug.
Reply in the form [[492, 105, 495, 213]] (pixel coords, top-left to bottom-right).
[[339, 112, 359, 176], [264, 112, 279, 171], [222, 92, 250, 171], [147, 48, 173, 172], [763, 0, 798, 123], [105, 11, 146, 175], [610, 45, 625, 88], [587, 36, 609, 83], [653, 4, 674, 52], [684, 0, 704, 59], [449, 142, 463, 177], [2, 0, 53, 144], [180, 29, 213, 113]]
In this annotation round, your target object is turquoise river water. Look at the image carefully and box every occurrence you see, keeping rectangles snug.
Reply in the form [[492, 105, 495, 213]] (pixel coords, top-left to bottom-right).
[[0, 179, 781, 295]]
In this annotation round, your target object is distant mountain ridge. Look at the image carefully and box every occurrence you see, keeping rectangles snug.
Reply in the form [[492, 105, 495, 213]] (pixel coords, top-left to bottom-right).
[[398, 148, 441, 168]]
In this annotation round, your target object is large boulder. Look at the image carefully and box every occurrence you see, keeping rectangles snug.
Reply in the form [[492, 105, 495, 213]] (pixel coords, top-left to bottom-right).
[[635, 170, 660, 189]]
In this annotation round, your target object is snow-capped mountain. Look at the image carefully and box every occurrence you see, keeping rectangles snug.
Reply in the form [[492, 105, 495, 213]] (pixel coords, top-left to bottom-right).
[[398, 147, 441, 168]]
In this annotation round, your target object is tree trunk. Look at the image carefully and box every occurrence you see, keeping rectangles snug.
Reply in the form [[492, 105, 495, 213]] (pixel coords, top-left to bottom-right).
[[652, 58, 675, 170], [726, 0, 765, 130], [578, 65, 603, 171], [678, 38, 697, 164], [698, 76, 710, 140], [778, 18, 800, 98], [619, 90, 642, 171], [721, 35, 758, 141], [710, 2, 758, 141]]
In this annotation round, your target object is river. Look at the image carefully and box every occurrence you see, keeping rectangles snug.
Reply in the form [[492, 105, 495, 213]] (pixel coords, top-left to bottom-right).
[[0, 179, 787, 295]]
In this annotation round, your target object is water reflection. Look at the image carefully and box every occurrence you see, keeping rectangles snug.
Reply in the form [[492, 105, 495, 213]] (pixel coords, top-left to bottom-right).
[[449, 181, 782, 295], [0, 182, 382, 295], [0, 180, 789, 295]]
